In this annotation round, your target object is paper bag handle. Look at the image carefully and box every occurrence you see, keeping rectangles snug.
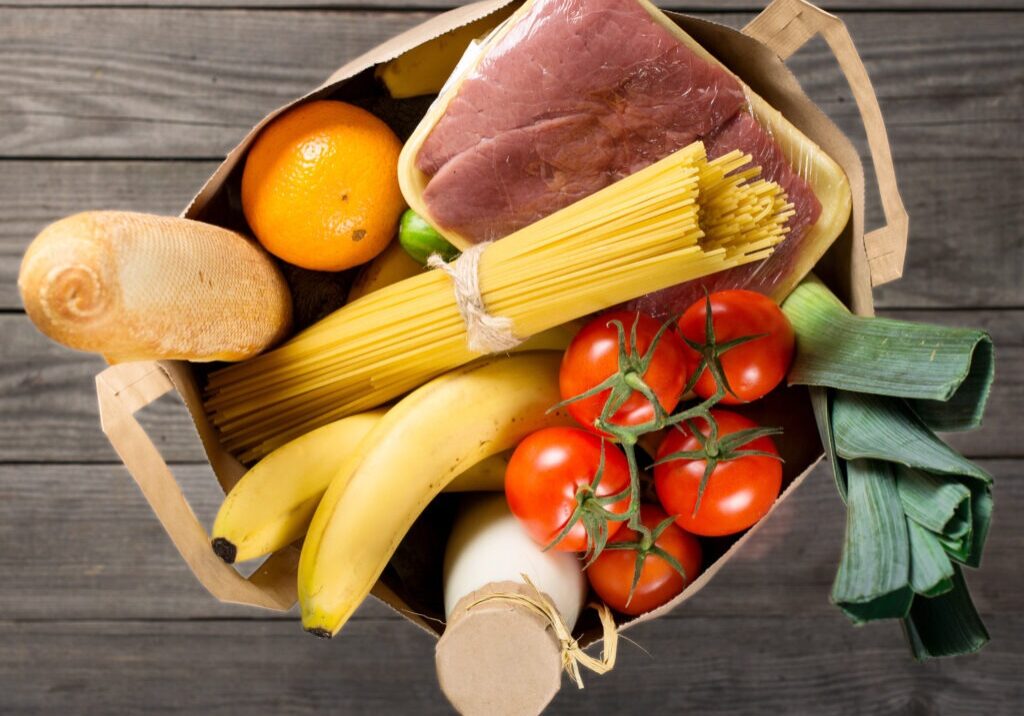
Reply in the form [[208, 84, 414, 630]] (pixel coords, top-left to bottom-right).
[[96, 361, 298, 611], [744, 0, 909, 286]]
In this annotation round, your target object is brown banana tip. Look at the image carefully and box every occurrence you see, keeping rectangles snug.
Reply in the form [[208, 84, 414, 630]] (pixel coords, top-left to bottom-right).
[[305, 628, 334, 640], [211, 537, 237, 565]]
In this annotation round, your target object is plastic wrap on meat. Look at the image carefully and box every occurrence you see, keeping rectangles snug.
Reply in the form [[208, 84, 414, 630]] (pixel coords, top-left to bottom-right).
[[416, 0, 746, 243]]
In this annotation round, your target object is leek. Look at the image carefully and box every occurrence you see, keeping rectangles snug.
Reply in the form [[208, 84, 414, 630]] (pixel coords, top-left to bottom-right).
[[896, 467, 971, 541], [787, 277, 994, 659], [906, 520, 954, 598]]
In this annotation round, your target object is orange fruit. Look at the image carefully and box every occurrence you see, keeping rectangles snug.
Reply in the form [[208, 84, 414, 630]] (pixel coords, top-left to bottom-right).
[[241, 100, 405, 272]]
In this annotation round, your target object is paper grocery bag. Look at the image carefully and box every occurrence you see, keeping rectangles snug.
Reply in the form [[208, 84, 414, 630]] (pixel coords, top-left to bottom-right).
[[97, 0, 908, 647]]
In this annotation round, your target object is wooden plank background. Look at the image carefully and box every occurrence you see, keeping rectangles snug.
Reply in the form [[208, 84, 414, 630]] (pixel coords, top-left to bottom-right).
[[1, 1, 1021, 713]]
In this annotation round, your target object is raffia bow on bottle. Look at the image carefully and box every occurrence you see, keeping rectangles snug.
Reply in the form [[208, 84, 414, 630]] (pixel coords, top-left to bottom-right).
[[464, 574, 619, 688]]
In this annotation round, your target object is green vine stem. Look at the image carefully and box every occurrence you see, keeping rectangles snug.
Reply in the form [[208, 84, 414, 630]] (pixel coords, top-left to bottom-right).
[[553, 293, 784, 558]]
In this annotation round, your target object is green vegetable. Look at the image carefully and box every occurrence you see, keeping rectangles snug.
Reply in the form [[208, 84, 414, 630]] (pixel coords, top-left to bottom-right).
[[905, 519, 954, 598], [831, 458, 913, 623], [962, 482, 993, 569], [903, 566, 989, 660], [398, 209, 460, 265], [786, 277, 994, 659], [896, 467, 971, 541], [784, 276, 993, 430], [832, 392, 991, 485]]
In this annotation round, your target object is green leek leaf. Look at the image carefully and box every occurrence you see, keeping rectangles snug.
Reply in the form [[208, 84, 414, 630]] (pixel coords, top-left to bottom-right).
[[962, 482, 993, 569], [908, 332, 993, 431], [783, 278, 993, 422], [902, 566, 989, 660], [896, 467, 971, 540], [937, 533, 971, 564], [906, 519, 954, 598], [810, 387, 847, 500], [831, 459, 913, 623], [832, 393, 992, 485]]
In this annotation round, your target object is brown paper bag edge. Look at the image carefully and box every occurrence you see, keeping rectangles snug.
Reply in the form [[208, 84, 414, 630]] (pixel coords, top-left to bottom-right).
[[103, 0, 902, 628]]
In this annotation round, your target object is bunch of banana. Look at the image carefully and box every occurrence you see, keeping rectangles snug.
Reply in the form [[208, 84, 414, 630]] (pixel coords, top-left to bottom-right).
[[211, 421, 510, 565], [209, 351, 570, 637]]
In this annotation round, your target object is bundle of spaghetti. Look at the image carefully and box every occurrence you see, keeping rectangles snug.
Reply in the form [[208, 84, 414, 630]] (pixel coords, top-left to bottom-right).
[[205, 142, 790, 461]]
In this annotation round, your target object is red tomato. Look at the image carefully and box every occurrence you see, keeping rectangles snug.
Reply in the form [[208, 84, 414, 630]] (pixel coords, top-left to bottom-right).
[[560, 310, 688, 435], [654, 410, 782, 537], [586, 504, 702, 616], [678, 290, 794, 404], [505, 427, 631, 552]]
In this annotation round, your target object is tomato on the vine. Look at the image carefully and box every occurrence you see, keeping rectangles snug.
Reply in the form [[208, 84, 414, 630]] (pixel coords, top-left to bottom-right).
[[654, 409, 782, 537], [505, 427, 631, 554], [678, 290, 794, 404], [586, 504, 702, 616], [559, 310, 688, 435]]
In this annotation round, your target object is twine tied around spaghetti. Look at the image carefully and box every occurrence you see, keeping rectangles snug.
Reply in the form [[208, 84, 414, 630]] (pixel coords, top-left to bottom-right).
[[465, 575, 618, 689], [427, 243, 523, 354]]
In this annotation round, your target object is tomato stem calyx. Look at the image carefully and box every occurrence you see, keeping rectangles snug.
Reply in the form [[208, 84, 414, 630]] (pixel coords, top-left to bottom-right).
[[603, 514, 688, 607], [655, 419, 784, 517], [682, 290, 768, 404], [543, 441, 631, 566]]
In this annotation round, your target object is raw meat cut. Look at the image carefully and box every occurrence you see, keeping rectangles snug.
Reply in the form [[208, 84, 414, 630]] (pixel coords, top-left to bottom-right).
[[417, 0, 746, 242], [627, 111, 824, 316], [414, 0, 829, 315]]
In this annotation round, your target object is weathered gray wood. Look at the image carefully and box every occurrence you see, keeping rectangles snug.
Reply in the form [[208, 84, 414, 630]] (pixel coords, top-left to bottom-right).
[[2, 154, 1022, 310], [0, 456, 1018, 620], [0, 316, 209, 463], [1, 10, 1020, 161], [2, 311, 1015, 464], [0, 614, 1019, 715]]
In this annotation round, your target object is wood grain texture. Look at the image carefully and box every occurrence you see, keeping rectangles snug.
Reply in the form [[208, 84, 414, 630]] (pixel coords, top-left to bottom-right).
[[0, 316, 209, 463], [3, 309, 1019, 463], [0, 614, 1020, 715], [1, 459, 1019, 621], [0, 10, 1019, 161]]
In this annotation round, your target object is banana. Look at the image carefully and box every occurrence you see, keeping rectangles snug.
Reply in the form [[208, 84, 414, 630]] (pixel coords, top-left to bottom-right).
[[298, 351, 571, 638], [211, 410, 385, 564]]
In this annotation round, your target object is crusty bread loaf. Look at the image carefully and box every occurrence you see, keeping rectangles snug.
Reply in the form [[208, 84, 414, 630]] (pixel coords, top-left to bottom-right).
[[18, 211, 292, 363]]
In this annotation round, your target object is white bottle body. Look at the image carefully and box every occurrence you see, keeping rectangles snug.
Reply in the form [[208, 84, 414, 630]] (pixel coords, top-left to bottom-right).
[[443, 495, 587, 630]]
